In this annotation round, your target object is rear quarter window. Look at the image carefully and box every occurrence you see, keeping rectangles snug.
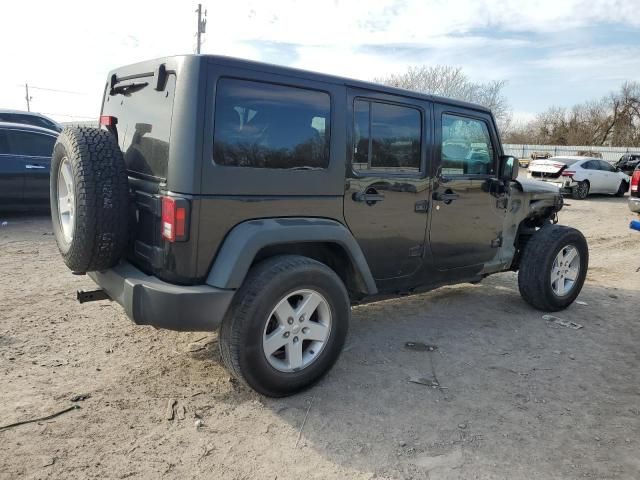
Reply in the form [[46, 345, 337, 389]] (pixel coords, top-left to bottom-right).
[[213, 78, 330, 169]]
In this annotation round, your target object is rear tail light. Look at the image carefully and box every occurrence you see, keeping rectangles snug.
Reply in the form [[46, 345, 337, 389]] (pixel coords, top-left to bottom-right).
[[99, 115, 117, 127], [161, 196, 189, 242], [561, 170, 576, 177], [632, 170, 640, 192]]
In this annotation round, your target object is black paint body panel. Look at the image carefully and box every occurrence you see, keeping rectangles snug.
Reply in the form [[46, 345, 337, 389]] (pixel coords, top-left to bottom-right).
[[99, 54, 515, 297]]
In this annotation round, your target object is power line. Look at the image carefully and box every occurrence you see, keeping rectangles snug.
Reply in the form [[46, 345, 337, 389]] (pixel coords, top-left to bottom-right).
[[16, 84, 88, 95]]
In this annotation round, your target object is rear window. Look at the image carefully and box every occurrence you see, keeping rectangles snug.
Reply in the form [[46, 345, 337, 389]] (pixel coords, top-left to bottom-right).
[[102, 75, 176, 180], [547, 157, 581, 167], [213, 78, 330, 169]]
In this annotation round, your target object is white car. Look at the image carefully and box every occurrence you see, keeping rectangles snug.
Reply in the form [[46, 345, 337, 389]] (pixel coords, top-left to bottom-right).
[[528, 156, 630, 199]]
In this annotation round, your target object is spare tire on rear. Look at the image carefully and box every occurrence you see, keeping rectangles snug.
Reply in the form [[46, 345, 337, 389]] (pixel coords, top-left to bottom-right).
[[50, 127, 129, 273]]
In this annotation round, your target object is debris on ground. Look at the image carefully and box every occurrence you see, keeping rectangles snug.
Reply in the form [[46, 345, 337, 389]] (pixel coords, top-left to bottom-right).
[[194, 419, 204, 429], [404, 341, 438, 352], [165, 398, 177, 421], [70, 394, 91, 402], [177, 405, 186, 421], [295, 396, 315, 449], [0, 405, 80, 432], [575, 300, 588, 306], [186, 343, 206, 353], [408, 377, 441, 388], [543, 315, 583, 330]]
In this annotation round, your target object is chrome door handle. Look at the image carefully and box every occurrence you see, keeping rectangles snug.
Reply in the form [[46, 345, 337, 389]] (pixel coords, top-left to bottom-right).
[[25, 164, 46, 169], [353, 187, 385, 205]]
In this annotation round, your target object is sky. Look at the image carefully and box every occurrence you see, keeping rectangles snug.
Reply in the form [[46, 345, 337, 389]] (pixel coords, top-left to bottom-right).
[[1, 0, 639, 124]]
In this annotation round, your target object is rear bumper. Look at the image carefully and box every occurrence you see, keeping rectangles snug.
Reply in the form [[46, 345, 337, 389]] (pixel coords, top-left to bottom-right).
[[629, 196, 640, 213], [527, 175, 575, 193], [88, 262, 234, 331]]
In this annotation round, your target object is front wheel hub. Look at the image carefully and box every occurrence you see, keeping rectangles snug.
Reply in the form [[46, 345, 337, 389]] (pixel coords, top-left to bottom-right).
[[550, 245, 580, 296]]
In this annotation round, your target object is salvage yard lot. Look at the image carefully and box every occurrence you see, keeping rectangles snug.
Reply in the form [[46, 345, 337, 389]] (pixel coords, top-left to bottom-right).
[[1, 196, 639, 480]]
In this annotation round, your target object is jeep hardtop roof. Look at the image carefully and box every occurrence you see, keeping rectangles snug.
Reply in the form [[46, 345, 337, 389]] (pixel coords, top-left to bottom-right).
[[107, 54, 493, 115]]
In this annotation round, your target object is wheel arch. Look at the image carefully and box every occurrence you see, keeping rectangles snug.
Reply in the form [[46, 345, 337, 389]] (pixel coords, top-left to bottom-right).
[[206, 218, 378, 297]]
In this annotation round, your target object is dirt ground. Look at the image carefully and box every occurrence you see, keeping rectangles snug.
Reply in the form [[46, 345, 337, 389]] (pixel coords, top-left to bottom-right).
[[1, 195, 639, 480]]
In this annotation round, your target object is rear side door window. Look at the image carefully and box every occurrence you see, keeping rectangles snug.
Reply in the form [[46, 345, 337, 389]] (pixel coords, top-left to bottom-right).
[[0, 130, 9, 154], [7, 130, 56, 157], [440, 114, 495, 176], [352, 99, 421, 174], [597, 160, 615, 172], [213, 78, 330, 169]]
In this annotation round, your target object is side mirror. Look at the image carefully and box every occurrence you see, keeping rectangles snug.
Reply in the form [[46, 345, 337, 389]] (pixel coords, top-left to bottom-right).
[[499, 155, 519, 181]]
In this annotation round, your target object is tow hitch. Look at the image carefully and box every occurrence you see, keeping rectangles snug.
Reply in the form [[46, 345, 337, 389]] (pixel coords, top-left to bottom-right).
[[77, 289, 110, 304]]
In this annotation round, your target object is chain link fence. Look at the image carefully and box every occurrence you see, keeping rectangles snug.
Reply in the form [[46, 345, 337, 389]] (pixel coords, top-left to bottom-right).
[[503, 144, 639, 164]]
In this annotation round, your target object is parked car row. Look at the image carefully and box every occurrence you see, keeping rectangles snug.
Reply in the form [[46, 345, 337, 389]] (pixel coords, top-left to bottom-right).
[[527, 156, 630, 199]]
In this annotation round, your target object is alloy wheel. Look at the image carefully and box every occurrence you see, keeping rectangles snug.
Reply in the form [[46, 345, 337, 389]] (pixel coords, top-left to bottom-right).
[[262, 289, 332, 372]]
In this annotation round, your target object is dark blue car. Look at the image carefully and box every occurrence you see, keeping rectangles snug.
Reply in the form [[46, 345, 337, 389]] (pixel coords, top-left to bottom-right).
[[0, 122, 58, 210]]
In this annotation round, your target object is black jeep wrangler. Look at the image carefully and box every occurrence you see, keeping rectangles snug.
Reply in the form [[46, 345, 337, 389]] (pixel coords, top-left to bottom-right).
[[50, 55, 588, 397]]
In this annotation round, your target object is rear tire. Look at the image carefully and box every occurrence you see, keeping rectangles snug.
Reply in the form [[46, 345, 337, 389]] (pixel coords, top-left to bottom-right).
[[571, 180, 589, 200], [219, 255, 350, 397], [518, 225, 588, 311], [615, 181, 629, 197], [50, 127, 129, 273]]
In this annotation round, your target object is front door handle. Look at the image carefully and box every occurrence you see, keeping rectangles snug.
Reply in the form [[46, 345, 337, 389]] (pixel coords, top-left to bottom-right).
[[353, 190, 385, 205], [432, 190, 459, 204], [25, 164, 46, 169]]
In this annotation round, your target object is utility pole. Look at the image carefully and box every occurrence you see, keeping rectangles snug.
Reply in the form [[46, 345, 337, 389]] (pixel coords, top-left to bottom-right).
[[195, 3, 207, 54], [25, 82, 31, 112]]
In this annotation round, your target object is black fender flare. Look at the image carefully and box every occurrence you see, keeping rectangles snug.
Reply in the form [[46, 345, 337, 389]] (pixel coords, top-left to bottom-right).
[[205, 218, 377, 295]]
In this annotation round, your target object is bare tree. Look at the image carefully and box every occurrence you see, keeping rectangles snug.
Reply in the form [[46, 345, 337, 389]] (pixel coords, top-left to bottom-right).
[[503, 81, 640, 147], [375, 65, 511, 130]]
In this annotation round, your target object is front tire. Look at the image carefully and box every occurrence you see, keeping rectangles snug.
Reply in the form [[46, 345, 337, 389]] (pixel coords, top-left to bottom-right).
[[571, 180, 589, 200], [518, 225, 588, 311], [219, 255, 350, 397]]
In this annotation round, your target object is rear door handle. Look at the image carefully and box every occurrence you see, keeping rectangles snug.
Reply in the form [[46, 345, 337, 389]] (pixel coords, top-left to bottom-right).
[[25, 164, 46, 169]]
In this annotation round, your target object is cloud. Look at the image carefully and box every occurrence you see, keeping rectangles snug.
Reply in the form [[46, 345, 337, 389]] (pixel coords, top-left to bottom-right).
[[0, 0, 639, 120]]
